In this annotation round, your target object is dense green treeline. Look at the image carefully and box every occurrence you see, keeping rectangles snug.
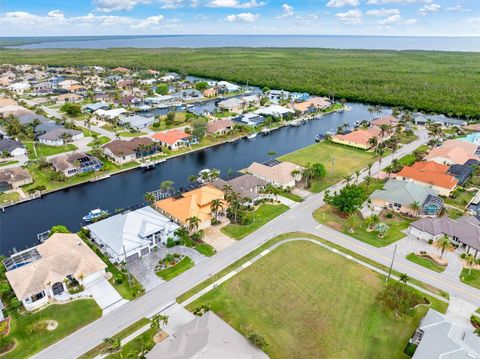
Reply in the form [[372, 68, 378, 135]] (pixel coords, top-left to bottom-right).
[[0, 48, 478, 117]]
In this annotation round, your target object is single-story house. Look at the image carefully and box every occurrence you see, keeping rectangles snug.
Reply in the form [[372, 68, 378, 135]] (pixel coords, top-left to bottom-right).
[[49, 152, 103, 177], [206, 119, 235, 136], [393, 161, 458, 196], [290, 92, 310, 102], [255, 105, 294, 118], [55, 93, 83, 104], [152, 129, 198, 150], [242, 95, 261, 108], [146, 311, 268, 359], [35, 122, 63, 135], [293, 97, 331, 114], [0, 139, 26, 157], [425, 140, 480, 165], [103, 137, 158, 164], [217, 81, 240, 93], [16, 112, 50, 126], [413, 113, 467, 127], [82, 102, 109, 113], [33, 81, 55, 92], [115, 95, 141, 107], [7, 82, 30, 94], [371, 115, 399, 128], [217, 98, 246, 113], [212, 173, 268, 200], [38, 128, 84, 147], [203, 88, 218, 97], [119, 114, 155, 130], [58, 79, 79, 89], [447, 163, 474, 185], [409, 215, 480, 257], [331, 127, 385, 150], [233, 113, 265, 126], [410, 309, 480, 359], [0, 167, 33, 191], [94, 108, 128, 120], [5, 233, 107, 311], [267, 90, 290, 103], [369, 179, 443, 217], [86, 206, 179, 263], [247, 161, 302, 188], [156, 185, 226, 229]]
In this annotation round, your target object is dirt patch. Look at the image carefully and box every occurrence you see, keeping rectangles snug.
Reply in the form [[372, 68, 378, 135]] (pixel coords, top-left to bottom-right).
[[153, 330, 169, 343], [416, 252, 448, 266]]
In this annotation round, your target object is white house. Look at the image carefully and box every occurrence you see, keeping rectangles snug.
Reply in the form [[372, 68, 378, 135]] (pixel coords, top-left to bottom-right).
[[119, 114, 155, 130], [38, 128, 84, 147], [217, 81, 240, 93], [7, 82, 31, 94], [255, 105, 294, 118]]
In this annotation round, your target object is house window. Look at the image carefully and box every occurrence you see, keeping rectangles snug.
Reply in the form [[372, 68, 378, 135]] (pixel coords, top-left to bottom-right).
[[31, 291, 45, 302]]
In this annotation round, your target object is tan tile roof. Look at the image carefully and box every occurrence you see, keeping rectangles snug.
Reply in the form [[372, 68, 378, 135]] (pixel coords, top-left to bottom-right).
[[293, 97, 330, 112], [6, 233, 106, 299], [333, 127, 383, 147], [247, 161, 302, 186], [371, 115, 399, 127], [206, 119, 234, 134], [426, 140, 479, 164]]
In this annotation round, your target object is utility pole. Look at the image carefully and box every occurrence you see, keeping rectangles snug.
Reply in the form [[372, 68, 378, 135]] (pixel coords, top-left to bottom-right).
[[386, 244, 398, 283]]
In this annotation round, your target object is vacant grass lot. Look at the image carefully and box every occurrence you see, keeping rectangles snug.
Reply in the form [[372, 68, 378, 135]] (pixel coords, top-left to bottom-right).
[[187, 241, 442, 358], [149, 112, 188, 131], [6, 300, 101, 358], [156, 256, 194, 280], [119, 131, 148, 137], [460, 268, 480, 289], [0, 191, 20, 204], [279, 141, 376, 192], [406, 253, 446, 273], [25, 142, 78, 159], [221, 204, 289, 239], [87, 136, 111, 147]]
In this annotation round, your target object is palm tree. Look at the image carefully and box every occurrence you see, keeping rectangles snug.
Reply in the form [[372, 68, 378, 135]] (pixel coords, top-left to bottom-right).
[[343, 174, 353, 185], [376, 146, 386, 165], [368, 214, 380, 231], [379, 124, 392, 138], [150, 314, 169, 335], [160, 180, 174, 192], [59, 131, 73, 149], [399, 273, 409, 284], [434, 235, 455, 259], [174, 227, 189, 241], [368, 136, 378, 149], [465, 253, 476, 275], [302, 165, 315, 188], [191, 230, 205, 242], [410, 201, 421, 216], [144, 192, 155, 204], [354, 170, 361, 184], [102, 336, 122, 354], [367, 162, 374, 177], [210, 199, 224, 221], [186, 216, 200, 234]]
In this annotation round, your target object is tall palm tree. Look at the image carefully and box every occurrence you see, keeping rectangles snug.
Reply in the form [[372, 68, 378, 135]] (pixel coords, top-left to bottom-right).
[[354, 170, 361, 183], [410, 201, 421, 216], [186, 216, 200, 234], [376, 146, 386, 165], [59, 131, 73, 149], [160, 180, 174, 192], [465, 253, 476, 275], [399, 273, 409, 284], [434, 235, 455, 259], [102, 336, 122, 354], [210, 199, 224, 221], [144, 192, 155, 204], [368, 136, 378, 149], [343, 174, 353, 185], [150, 314, 169, 335]]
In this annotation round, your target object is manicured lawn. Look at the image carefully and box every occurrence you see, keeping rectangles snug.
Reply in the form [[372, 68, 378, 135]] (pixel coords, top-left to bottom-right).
[[25, 142, 78, 159], [187, 241, 444, 359], [195, 243, 216, 257], [101, 124, 125, 132], [279, 141, 376, 192], [0, 191, 20, 204], [148, 112, 188, 131], [460, 268, 480, 289], [156, 256, 194, 281], [6, 300, 101, 358], [313, 205, 413, 247], [87, 136, 111, 147], [278, 190, 303, 202], [118, 131, 147, 137], [406, 253, 446, 273], [221, 204, 289, 240]]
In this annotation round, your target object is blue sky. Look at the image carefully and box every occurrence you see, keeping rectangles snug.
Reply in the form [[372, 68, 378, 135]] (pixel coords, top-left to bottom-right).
[[0, 0, 478, 36]]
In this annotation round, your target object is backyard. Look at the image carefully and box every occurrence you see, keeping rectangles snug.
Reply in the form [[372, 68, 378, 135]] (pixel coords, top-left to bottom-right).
[[221, 203, 289, 240], [0, 191, 20, 205], [186, 240, 445, 358], [279, 141, 376, 192]]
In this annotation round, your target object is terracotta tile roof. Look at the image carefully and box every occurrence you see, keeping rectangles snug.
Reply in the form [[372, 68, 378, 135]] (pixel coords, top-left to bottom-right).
[[426, 140, 479, 164], [152, 129, 191, 145], [411, 161, 449, 174], [371, 115, 399, 127], [333, 127, 382, 147], [396, 162, 458, 190], [293, 97, 330, 113]]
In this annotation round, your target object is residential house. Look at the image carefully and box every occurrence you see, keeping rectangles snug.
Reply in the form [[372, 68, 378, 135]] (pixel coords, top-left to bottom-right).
[[82, 102, 109, 113], [290, 92, 310, 102], [410, 309, 480, 359], [7, 82, 30, 94], [119, 114, 155, 130], [49, 152, 103, 177], [255, 105, 294, 118], [94, 108, 128, 120], [55, 93, 82, 104], [38, 128, 84, 147], [409, 216, 480, 257], [35, 122, 63, 136], [247, 161, 302, 188], [267, 90, 290, 103], [293, 97, 331, 114], [369, 179, 443, 217], [103, 137, 158, 164], [217, 98, 246, 113], [152, 129, 198, 150], [58, 79, 79, 90], [16, 112, 50, 126], [156, 185, 226, 229], [206, 119, 235, 136], [0, 98, 17, 107], [331, 127, 385, 150], [370, 115, 399, 128], [146, 311, 268, 359], [33, 81, 55, 93], [4, 233, 107, 311], [233, 113, 265, 126], [0, 167, 33, 191], [111, 67, 131, 74], [115, 95, 141, 107], [117, 79, 135, 89], [217, 81, 240, 93], [242, 94, 261, 108], [413, 113, 466, 127], [212, 174, 268, 201], [203, 88, 218, 98], [86, 206, 179, 263], [393, 161, 458, 196], [0, 139, 26, 157], [426, 140, 480, 165]]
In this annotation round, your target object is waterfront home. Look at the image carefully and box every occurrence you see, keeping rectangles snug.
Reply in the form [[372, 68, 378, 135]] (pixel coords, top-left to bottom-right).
[[425, 140, 480, 165], [218, 98, 246, 113], [293, 97, 331, 114], [233, 113, 265, 126], [410, 309, 480, 359], [55, 93, 82, 104], [146, 311, 268, 359], [267, 89, 290, 103], [247, 161, 302, 188], [460, 132, 480, 145], [369, 179, 443, 217], [82, 102, 109, 113], [119, 114, 155, 130], [217, 81, 240, 93], [94, 108, 128, 120], [242, 94, 261, 108], [370, 115, 399, 128], [0, 98, 17, 107], [206, 119, 235, 136], [203, 88, 218, 97], [38, 128, 84, 147], [156, 184, 226, 229], [86, 206, 179, 263], [255, 105, 294, 118], [49, 152, 103, 177], [0, 139, 26, 157], [331, 127, 385, 150], [212, 173, 268, 201], [4, 233, 107, 311], [290, 92, 310, 102], [393, 161, 458, 196], [409, 216, 480, 258], [0, 167, 33, 191], [115, 94, 141, 107], [7, 82, 30, 94], [152, 129, 198, 150], [103, 137, 158, 164], [413, 113, 467, 127]]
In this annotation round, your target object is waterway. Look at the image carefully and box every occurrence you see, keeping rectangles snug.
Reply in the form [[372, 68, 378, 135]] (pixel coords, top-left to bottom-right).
[[2, 102, 379, 254]]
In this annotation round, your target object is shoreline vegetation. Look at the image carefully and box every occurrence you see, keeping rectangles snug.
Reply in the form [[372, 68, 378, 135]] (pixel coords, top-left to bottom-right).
[[0, 48, 478, 117]]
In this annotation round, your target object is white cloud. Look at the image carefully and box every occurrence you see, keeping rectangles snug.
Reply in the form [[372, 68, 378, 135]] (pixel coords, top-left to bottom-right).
[[131, 14, 164, 28], [446, 5, 470, 12], [225, 12, 260, 22], [94, 0, 151, 12], [366, 8, 400, 16], [277, 4, 294, 19], [160, 0, 185, 8], [467, 16, 480, 30], [327, 0, 359, 8], [367, 0, 431, 4], [378, 14, 401, 25], [419, 3, 440, 15], [335, 9, 362, 24], [208, 0, 265, 8]]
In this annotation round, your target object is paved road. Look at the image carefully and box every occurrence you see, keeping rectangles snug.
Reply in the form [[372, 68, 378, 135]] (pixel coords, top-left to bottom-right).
[[35, 129, 480, 359]]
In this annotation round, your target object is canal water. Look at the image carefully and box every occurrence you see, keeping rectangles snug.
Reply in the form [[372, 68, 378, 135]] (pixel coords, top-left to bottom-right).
[[0, 102, 380, 254]]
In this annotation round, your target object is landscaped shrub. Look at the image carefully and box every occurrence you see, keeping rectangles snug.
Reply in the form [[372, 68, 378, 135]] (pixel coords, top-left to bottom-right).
[[386, 212, 393, 219], [428, 239, 433, 245], [25, 319, 48, 335], [113, 276, 123, 285], [166, 237, 175, 248], [246, 329, 269, 351], [376, 281, 427, 317]]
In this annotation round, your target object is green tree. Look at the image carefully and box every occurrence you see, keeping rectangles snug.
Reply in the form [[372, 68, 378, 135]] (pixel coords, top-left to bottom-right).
[[434, 235, 455, 259], [186, 216, 200, 234], [210, 198, 224, 221], [155, 84, 169, 95], [195, 81, 209, 91], [165, 112, 175, 126], [60, 103, 81, 116], [191, 118, 207, 140], [465, 253, 476, 275], [160, 180, 174, 192], [49, 225, 70, 236], [246, 329, 269, 350], [376, 281, 423, 317], [144, 192, 155, 204], [399, 273, 409, 284], [325, 185, 366, 214], [150, 314, 169, 334]]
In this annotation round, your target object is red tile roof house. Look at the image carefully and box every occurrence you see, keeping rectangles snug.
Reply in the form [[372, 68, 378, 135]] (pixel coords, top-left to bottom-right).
[[331, 127, 388, 150], [152, 129, 199, 150], [371, 115, 399, 129], [206, 119, 235, 136]]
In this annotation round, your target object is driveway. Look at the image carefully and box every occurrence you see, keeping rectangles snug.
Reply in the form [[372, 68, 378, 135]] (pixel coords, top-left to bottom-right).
[[84, 277, 128, 315]]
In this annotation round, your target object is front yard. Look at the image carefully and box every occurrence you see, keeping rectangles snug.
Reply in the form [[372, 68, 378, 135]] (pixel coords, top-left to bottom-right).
[[221, 204, 289, 240], [406, 253, 446, 273], [156, 256, 194, 281], [460, 268, 480, 289]]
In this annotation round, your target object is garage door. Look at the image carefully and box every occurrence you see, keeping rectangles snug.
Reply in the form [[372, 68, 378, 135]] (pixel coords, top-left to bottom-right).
[[140, 247, 150, 257], [126, 253, 139, 263]]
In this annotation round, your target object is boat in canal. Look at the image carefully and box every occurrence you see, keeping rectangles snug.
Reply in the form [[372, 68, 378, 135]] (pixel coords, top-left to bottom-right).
[[247, 133, 257, 139], [82, 208, 109, 222]]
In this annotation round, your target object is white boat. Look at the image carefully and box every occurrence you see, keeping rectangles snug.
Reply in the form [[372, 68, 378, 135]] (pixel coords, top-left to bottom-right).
[[83, 208, 109, 222], [247, 133, 257, 139]]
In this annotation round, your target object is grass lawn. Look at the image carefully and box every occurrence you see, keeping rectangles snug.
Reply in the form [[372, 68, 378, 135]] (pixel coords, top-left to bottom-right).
[[25, 142, 78, 159], [6, 300, 101, 358], [0, 160, 18, 167], [156, 256, 194, 280], [279, 141, 376, 192], [87, 136, 111, 147], [313, 205, 413, 247], [106, 327, 156, 359], [101, 124, 125, 132], [460, 268, 480, 289], [222, 204, 289, 240], [278, 190, 303, 202], [118, 131, 147, 137], [148, 112, 188, 131], [406, 253, 446, 273], [0, 191, 20, 204], [187, 241, 444, 359], [195, 243, 216, 257]]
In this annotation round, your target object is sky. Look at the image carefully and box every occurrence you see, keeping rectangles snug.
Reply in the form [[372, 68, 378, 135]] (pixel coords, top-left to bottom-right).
[[0, 0, 478, 37]]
